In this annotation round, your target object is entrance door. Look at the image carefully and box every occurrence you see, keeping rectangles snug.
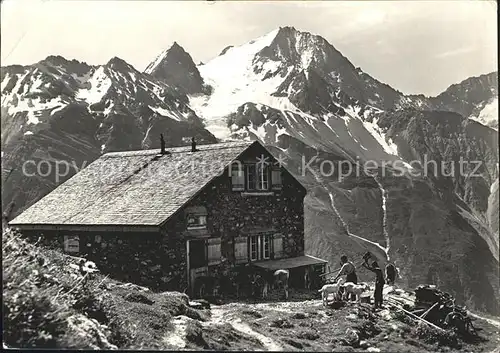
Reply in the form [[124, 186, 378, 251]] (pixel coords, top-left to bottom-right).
[[190, 240, 206, 269], [188, 239, 208, 296]]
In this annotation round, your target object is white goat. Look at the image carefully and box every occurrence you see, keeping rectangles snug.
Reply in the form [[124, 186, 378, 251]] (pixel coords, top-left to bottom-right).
[[318, 277, 346, 306], [342, 282, 371, 302]]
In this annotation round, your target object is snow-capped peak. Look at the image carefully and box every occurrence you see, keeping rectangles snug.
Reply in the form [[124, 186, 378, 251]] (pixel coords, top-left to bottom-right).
[[188, 28, 299, 138]]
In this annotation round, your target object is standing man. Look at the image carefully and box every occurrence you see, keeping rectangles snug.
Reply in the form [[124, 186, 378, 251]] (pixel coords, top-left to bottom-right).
[[362, 257, 385, 309], [333, 255, 358, 301]]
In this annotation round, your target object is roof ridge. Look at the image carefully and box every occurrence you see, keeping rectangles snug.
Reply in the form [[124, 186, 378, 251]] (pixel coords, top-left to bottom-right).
[[103, 140, 255, 158]]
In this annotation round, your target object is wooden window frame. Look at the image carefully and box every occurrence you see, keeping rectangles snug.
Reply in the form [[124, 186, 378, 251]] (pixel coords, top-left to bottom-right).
[[187, 214, 207, 229], [64, 235, 80, 253], [245, 164, 270, 192]]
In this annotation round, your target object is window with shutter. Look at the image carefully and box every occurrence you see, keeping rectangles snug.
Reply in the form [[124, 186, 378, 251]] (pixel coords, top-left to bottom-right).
[[271, 168, 282, 190], [234, 237, 248, 263], [64, 235, 80, 253], [207, 238, 222, 265], [273, 234, 283, 259], [246, 164, 269, 191], [247, 234, 272, 261], [186, 206, 208, 230], [231, 162, 245, 191]]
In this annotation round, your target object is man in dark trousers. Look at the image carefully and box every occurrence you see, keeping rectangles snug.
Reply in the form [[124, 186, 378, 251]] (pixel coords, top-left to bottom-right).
[[362, 257, 385, 309], [333, 255, 358, 301]]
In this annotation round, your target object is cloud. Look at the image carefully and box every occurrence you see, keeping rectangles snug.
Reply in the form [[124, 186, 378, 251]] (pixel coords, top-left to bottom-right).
[[434, 46, 476, 59]]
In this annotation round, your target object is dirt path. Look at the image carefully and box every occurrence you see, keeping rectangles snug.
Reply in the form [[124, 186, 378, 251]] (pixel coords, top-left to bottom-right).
[[207, 303, 287, 351], [231, 318, 283, 351], [163, 315, 191, 349]]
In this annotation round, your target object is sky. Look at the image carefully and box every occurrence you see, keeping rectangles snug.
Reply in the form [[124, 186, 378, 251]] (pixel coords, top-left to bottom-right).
[[1, 0, 497, 96]]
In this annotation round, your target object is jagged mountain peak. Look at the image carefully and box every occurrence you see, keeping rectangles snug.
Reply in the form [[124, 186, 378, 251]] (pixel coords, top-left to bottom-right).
[[36, 55, 93, 76], [190, 25, 403, 135], [430, 71, 498, 129], [144, 42, 206, 95], [105, 56, 135, 72], [169, 41, 185, 52], [144, 42, 190, 74], [39, 55, 91, 67], [40, 55, 72, 65], [436, 71, 498, 102]]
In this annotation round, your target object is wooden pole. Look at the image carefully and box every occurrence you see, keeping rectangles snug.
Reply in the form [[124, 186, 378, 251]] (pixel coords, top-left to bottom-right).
[[420, 302, 439, 320], [386, 300, 446, 332], [319, 267, 341, 277]]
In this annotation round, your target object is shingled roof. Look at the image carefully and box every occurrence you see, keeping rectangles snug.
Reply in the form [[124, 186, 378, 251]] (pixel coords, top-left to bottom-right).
[[10, 141, 255, 228]]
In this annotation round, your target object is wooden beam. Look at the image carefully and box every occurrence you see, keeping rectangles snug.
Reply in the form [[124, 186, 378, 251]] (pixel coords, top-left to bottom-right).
[[420, 302, 439, 320]]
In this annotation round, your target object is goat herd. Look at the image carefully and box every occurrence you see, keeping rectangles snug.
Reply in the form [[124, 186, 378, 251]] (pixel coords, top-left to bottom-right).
[[196, 265, 373, 307], [318, 277, 371, 306]]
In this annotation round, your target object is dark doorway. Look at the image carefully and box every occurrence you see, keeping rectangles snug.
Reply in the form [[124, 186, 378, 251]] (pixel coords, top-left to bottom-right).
[[190, 239, 207, 269]]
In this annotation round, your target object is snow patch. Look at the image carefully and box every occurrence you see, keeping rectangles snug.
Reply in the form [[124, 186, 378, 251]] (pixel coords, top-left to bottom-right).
[[148, 105, 183, 122], [470, 97, 498, 129], [145, 44, 174, 74], [76, 67, 112, 104], [0, 73, 11, 92], [362, 118, 399, 156], [190, 29, 299, 139], [4, 95, 66, 125]]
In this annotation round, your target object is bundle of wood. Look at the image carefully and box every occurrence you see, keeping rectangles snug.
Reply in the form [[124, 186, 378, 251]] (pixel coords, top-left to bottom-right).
[[409, 285, 477, 336]]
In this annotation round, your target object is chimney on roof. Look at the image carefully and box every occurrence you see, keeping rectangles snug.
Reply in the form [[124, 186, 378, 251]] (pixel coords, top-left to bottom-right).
[[160, 134, 166, 155], [191, 137, 197, 152]]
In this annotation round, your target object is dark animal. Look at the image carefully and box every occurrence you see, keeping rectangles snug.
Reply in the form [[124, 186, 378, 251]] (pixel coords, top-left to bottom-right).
[[304, 268, 311, 290], [274, 269, 290, 300], [218, 271, 235, 297], [251, 274, 266, 299], [232, 265, 254, 299], [194, 276, 220, 299]]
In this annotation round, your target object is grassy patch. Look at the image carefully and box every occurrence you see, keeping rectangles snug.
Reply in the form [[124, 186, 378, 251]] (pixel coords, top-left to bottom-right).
[[2, 230, 205, 349]]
